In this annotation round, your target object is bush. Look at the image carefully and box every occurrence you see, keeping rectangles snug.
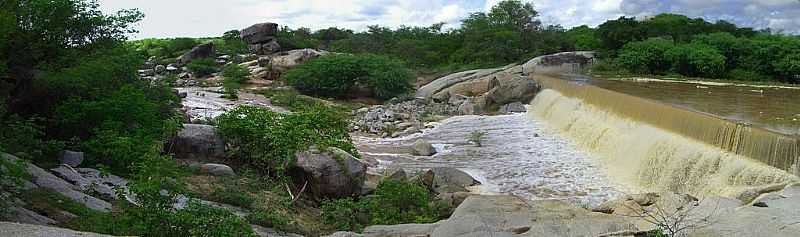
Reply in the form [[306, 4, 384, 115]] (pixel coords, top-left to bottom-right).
[[216, 105, 356, 175], [666, 43, 726, 78], [186, 58, 219, 77], [0, 155, 27, 219], [221, 64, 251, 99], [169, 202, 257, 237], [321, 180, 446, 232], [616, 38, 675, 74], [282, 54, 413, 100], [209, 188, 254, 208], [246, 210, 290, 230], [727, 69, 771, 82]]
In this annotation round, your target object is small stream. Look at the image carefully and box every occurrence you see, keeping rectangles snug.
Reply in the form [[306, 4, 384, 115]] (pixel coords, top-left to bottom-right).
[[355, 113, 623, 206]]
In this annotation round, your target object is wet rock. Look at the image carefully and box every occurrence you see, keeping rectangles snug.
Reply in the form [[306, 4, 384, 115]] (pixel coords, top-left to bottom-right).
[[485, 74, 539, 105], [294, 147, 366, 198], [421, 167, 480, 194], [154, 64, 166, 74], [412, 139, 436, 156], [172, 124, 226, 161], [199, 163, 235, 176], [59, 150, 84, 167], [177, 43, 215, 66]]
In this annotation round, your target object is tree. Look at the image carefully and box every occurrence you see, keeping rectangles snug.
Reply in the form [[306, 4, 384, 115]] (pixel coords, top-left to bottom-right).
[[596, 17, 646, 55], [616, 38, 675, 74], [567, 25, 601, 51]]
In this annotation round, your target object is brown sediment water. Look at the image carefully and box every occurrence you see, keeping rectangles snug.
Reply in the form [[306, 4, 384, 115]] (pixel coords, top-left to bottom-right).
[[529, 75, 799, 197]]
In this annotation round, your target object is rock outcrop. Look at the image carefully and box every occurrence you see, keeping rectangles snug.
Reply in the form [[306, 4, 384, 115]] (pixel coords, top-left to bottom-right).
[[172, 124, 226, 161], [293, 147, 366, 198], [243, 49, 327, 80], [177, 43, 216, 66], [242, 23, 281, 55], [0, 222, 113, 237]]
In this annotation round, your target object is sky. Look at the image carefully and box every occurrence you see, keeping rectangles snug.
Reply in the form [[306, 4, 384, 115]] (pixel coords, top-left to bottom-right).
[[98, 0, 800, 39]]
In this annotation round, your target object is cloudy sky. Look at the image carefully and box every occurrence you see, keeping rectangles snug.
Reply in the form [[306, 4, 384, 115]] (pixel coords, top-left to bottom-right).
[[98, 0, 800, 39]]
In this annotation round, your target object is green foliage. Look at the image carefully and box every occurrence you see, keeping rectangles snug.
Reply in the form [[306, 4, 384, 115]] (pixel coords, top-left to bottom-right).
[[616, 38, 675, 74], [186, 58, 219, 78], [0, 155, 27, 219], [217, 30, 249, 55], [321, 180, 446, 232], [169, 202, 258, 237], [221, 64, 251, 99], [666, 43, 726, 78], [726, 69, 771, 82], [567, 25, 601, 50], [131, 38, 199, 59], [209, 187, 254, 208], [216, 105, 356, 175], [282, 54, 413, 100], [246, 210, 290, 230]]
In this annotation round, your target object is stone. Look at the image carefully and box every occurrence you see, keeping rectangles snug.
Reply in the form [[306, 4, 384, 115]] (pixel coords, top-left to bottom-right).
[[416, 66, 513, 99], [412, 139, 436, 156], [154, 64, 166, 74], [384, 167, 408, 181], [421, 167, 480, 194], [59, 150, 84, 167], [241, 22, 279, 44], [251, 224, 304, 237], [269, 49, 326, 73], [0, 221, 113, 237], [50, 166, 118, 200], [485, 75, 539, 105], [138, 69, 155, 76], [293, 147, 366, 198], [199, 163, 235, 176], [437, 192, 472, 207], [498, 102, 527, 114], [363, 223, 440, 237], [522, 51, 595, 75], [166, 64, 179, 72], [172, 124, 226, 161], [177, 43, 215, 66], [2, 153, 113, 212], [324, 232, 363, 237], [9, 206, 58, 226], [457, 96, 488, 115]]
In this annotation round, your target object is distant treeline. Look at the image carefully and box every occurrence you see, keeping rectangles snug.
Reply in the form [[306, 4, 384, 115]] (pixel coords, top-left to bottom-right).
[[131, 0, 800, 82]]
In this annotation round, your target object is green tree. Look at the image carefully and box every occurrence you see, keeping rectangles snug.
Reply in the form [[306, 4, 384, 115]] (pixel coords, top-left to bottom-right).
[[567, 25, 601, 50], [616, 38, 675, 74]]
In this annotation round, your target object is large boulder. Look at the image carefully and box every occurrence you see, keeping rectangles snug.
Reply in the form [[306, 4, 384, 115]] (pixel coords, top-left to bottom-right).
[[412, 139, 436, 156], [59, 150, 84, 167], [269, 49, 326, 73], [522, 51, 595, 75], [177, 43, 215, 66], [293, 147, 366, 198], [241, 22, 279, 44], [1, 154, 113, 212], [485, 74, 539, 105], [172, 124, 226, 161], [420, 167, 480, 194], [416, 66, 512, 99]]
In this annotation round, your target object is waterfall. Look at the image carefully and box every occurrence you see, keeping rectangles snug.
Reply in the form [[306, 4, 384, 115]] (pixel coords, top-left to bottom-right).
[[528, 75, 799, 198]]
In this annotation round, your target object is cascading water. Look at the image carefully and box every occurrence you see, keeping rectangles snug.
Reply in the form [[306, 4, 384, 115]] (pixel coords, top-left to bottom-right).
[[528, 75, 800, 198]]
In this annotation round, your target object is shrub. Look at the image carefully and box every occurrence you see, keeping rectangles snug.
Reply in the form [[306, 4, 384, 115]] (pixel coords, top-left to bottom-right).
[[169, 202, 258, 237], [0, 155, 27, 219], [321, 180, 445, 231], [186, 58, 219, 77], [221, 64, 251, 99], [246, 210, 290, 230], [282, 54, 413, 100], [616, 38, 675, 74], [666, 43, 726, 78], [216, 105, 356, 175], [209, 188, 254, 208]]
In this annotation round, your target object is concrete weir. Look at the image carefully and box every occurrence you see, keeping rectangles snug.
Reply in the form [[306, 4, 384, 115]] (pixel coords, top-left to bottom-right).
[[528, 75, 799, 198]]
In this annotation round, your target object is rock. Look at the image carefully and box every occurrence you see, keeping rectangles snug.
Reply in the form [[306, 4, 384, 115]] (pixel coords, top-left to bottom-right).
[[412, 139, 436, 156], [137, 69, 155, 76], [429, 195, 638, 237], [384, 167, 408, 181], [199, 163, 235, 176], [485, 75, 539, 105], [456, 96, 488, 115], [691, 184, 800, 237], [172, 124, 226, 161], [9, 206, 58, 226], [2, 154, 113, 212], [363, 223, 440, 237], [154, 64, 166, 74], [269, 49, 326, 73], [50, 165, 119, 200], [59, 150, 84, 167], [522, 51, 595, 75], [324, 232, 363, 237], [178, 91, 188, 98], [293, 147, 366, 198], [0, 221, 113, 237], [421, 167, 480, 194], [498, 102, 527, 114], [177, 43, 215, 66], [437, 192, 472, 207], [251, 224, 304, 237], [416, 66, 512, 99], [241, 22, 279, 44], [166, 64, 179, 72]]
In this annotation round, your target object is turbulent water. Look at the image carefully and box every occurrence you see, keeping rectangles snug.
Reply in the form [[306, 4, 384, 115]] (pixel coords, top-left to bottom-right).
[[356, 114, 623, 206]]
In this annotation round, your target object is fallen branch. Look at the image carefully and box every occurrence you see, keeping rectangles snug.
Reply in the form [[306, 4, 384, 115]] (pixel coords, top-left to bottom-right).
[[285, 180, 309, 204]]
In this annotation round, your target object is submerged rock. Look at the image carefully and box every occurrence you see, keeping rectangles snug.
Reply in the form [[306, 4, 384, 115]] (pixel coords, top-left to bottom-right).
[[412, 139, 436, 156], [420, 167, 480, 194]]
